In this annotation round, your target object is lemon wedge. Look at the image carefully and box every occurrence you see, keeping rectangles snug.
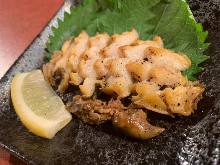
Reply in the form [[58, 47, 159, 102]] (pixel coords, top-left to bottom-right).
[[11, 70, 72, 139]]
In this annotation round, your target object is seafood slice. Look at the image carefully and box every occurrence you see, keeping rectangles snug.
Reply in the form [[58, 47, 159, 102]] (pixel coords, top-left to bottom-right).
[[126, 60, 152, 81], [164, 84, 204, 116], [102, 29, 139, 58], [132, 82, 169, 115], [68, 31, 89, 72], [150, 66, 187, 87], [119, 36, 163, 59], [112, 109, 164, 139], [145, 47, 191, 71], [66, 95, 124, 125], [103, 76, 132, 98]]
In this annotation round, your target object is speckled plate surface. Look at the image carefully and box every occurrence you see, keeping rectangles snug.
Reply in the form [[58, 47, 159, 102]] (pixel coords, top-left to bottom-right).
[[0, 0, 220, 164]]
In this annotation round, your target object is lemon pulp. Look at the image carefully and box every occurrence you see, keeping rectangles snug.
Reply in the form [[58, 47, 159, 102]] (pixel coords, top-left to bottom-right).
[[11, 70, 72, 139]]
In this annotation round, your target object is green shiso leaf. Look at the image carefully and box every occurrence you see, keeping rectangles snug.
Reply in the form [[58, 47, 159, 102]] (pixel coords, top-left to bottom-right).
[[148, 0, 209, 79], [46, 0, 209, 80], [86, 0, 160, 37], [46, 0, 100, 54]]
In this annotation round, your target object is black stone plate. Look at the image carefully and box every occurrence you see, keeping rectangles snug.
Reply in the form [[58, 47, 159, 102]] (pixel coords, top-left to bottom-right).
[[0, 0, 220, 164]]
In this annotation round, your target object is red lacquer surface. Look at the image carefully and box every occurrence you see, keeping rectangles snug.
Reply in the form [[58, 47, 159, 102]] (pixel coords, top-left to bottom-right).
[[0, 0, 63, 164], [0, 0, 64, 78]]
